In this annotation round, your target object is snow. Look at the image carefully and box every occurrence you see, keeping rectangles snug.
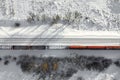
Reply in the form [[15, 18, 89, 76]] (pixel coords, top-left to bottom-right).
[[70, 64, 120, 80], [0, 64, 119, 80], [0, 63, 38, 80], [0, 50, 119, 80], [0, 0, 120, 45], [0, 0, 120, 38], [0, 50, 120, 59]]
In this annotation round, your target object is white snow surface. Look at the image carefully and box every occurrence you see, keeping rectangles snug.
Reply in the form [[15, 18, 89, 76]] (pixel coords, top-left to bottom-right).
[[0, 0, 120, 45], [70, 64, 120, 80], [0, 0, 120, 39]]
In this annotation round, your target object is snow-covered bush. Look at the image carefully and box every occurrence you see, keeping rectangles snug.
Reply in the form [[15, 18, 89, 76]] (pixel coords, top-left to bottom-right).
[[114, 59, 120, 67], [0, 0, 6, 16], [50, 14, 61, 25], [27, 11, 83, 27], [65, 68, 77, 77], [77, 77, 85, 80], [27, 12, 40, 23], [14, 22, 20, 27]]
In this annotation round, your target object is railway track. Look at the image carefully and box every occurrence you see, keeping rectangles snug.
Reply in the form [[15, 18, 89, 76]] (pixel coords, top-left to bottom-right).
[[0, 38, 120, 50]]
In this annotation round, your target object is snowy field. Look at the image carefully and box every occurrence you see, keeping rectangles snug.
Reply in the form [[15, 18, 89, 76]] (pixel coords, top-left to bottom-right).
[[0, 0, 120, 39], [0, 50, 120, 80]]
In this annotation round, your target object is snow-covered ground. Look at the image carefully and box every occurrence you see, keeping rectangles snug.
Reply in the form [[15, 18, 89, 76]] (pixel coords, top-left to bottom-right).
[[0, 0, 120, 41], [0, 50, 120, 80]]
